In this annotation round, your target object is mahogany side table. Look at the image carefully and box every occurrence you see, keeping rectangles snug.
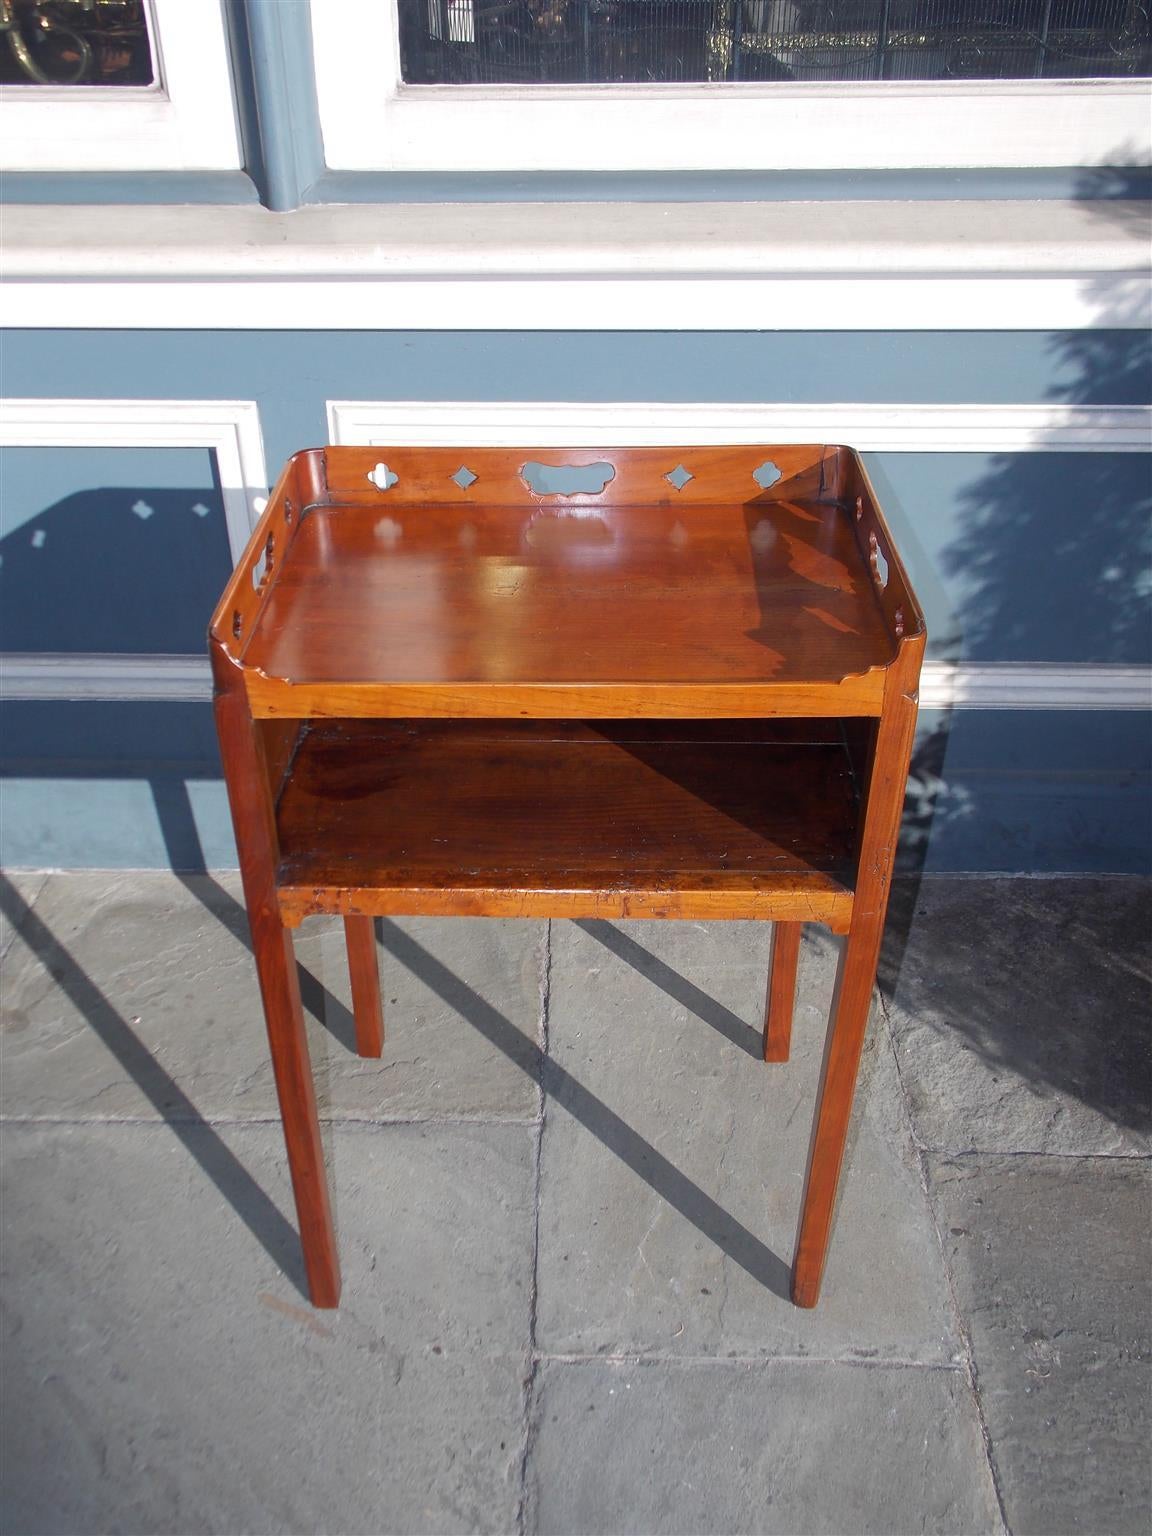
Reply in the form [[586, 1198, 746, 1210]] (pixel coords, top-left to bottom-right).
[[208, 445, 925, 1310]]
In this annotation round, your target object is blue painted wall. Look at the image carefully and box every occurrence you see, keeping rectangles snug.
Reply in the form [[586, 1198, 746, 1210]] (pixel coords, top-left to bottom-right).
[[0, 446, 230, 655]]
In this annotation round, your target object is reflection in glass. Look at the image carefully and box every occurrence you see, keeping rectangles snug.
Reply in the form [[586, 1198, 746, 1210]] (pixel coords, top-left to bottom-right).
[[399, 0, 1151, 84], [0, 0, 153, 86]]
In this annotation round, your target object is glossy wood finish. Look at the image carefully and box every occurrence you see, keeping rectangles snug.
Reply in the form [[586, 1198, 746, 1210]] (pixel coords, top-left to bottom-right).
[[319, 444, 836, 508], [791, 640, 924, 1308], [763, 922, 802, 1063], [209, 444, 926, 1313], [275, 720, 857, 928], [211, 642, 340, 1308], [344, 916, 384, 1058], [239, 496, 895, 721]]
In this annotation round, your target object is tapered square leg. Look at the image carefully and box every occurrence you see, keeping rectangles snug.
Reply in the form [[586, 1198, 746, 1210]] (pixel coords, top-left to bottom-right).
[[213, 662, 341, 1308], [763, 922, 801, 1062], [344, 915, 384, 1058], [789, 654, 921, 1309], [790, 920, 881, 1308], [251, 909, 342, 1307]]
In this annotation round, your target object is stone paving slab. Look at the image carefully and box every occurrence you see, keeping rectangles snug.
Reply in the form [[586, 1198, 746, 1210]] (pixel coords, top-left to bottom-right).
[[0, 871, 543, 1123], [525, 1357, 1002, 1536], [536, 919, 961, 1363], [0, 1118, 535, 1536], [0, 869, 48, 964], [928, 1152, 1152, 1536], [883, 878, 1152, 1157]]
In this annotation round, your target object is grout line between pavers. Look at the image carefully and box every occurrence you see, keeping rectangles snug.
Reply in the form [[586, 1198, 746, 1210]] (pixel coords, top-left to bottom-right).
[[877, 987, 1013, 1536], [919, 1144, 1152, 1163], [0, 869, 52, 971], [531, 1350, 964, 1371], [515, 915, 551, 1536]]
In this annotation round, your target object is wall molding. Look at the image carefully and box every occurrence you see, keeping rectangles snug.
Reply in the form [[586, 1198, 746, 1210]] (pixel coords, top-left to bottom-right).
[[2, 654, 1148, 712], [0, 399, 269, 560], [3, 277, 1142, 334], [2, 200, 1147, 332], [1, 654, 212, 703], [919, 665, 1150, 712], [328, 400, 1152, 453]]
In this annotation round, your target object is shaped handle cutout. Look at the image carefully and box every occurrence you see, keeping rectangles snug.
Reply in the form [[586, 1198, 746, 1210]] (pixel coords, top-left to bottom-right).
[[521, 460, 615, 498], [869, 532, 890, 589]]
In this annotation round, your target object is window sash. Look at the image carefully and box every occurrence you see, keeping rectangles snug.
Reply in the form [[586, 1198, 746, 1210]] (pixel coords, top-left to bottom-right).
[[312, 0, 1150, 171], [0, 0, 241, 172]]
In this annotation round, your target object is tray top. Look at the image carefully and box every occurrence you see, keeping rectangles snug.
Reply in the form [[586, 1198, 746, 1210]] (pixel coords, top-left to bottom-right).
[[243, 500, 894, 688], [214, 446, 923, 714]]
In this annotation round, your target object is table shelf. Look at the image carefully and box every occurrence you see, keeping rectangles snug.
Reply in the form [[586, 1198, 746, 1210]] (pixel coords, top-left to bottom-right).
[[274, 719, 859, 928]]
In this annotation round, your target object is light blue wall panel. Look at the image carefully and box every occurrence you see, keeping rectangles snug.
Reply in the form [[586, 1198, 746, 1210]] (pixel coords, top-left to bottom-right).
[[906, 709, 1151, 875], [0, 446, 230, 654], [0, 703, 227, 870]]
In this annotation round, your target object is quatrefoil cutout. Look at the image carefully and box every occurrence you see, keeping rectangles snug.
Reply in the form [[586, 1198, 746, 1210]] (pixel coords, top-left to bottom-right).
[[665, 464, 693, 491], [451, 465, 478, 490], [368, 463, 399, 492]]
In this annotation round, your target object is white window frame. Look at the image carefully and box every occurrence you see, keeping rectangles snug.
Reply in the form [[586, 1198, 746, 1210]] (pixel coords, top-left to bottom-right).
[[0, 0, 241, 172], [311, 0, 1150, 172]]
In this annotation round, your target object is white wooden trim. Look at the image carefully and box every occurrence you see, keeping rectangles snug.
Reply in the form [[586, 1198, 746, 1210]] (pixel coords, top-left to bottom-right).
[[0, 399, 268, 561], [919, 664, 1151, 712], [8, 201, 1144, 279], [328, 401, 1152, 454], [2, 654, 1147, 712], [0, 654, 212, 703], [0, 0, 240, 171], [4, 276, 1144, 333], [311, 0, 1151, 172], [3, 200, 1146, 332]]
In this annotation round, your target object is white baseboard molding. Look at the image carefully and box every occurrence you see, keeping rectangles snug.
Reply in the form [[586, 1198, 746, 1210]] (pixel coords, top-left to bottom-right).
[[2, 655, 1148, 712]]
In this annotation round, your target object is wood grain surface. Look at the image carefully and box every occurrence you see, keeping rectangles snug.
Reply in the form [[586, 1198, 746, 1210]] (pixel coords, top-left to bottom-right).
[[274, 720, 858, 927], [245, 496, 895, 683]]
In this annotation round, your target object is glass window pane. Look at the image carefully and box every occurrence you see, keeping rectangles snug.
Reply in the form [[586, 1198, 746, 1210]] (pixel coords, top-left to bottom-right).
[[398, 0, 1151, 84], [0, 0, 154, 87]]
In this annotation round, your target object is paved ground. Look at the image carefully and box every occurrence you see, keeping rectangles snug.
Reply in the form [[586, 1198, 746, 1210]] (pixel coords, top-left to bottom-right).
[[0, 871, 1148, 1536]]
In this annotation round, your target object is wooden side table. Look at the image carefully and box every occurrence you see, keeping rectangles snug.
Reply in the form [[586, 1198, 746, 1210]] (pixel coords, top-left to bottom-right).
[[209, 445, 925, 1310]]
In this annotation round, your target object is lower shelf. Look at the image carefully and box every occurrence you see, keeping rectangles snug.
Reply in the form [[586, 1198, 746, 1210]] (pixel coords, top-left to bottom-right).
[[275, 720, 859, 927]]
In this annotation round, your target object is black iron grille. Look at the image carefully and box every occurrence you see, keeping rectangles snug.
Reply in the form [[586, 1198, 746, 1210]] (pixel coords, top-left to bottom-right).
[[398, 0, 1151, 84]]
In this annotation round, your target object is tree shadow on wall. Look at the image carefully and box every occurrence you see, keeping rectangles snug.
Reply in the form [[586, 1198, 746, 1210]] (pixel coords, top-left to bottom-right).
[[0, 485, 231, 654], [940, 166, 1151, 667], [878, 158, 1152, 1142]]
